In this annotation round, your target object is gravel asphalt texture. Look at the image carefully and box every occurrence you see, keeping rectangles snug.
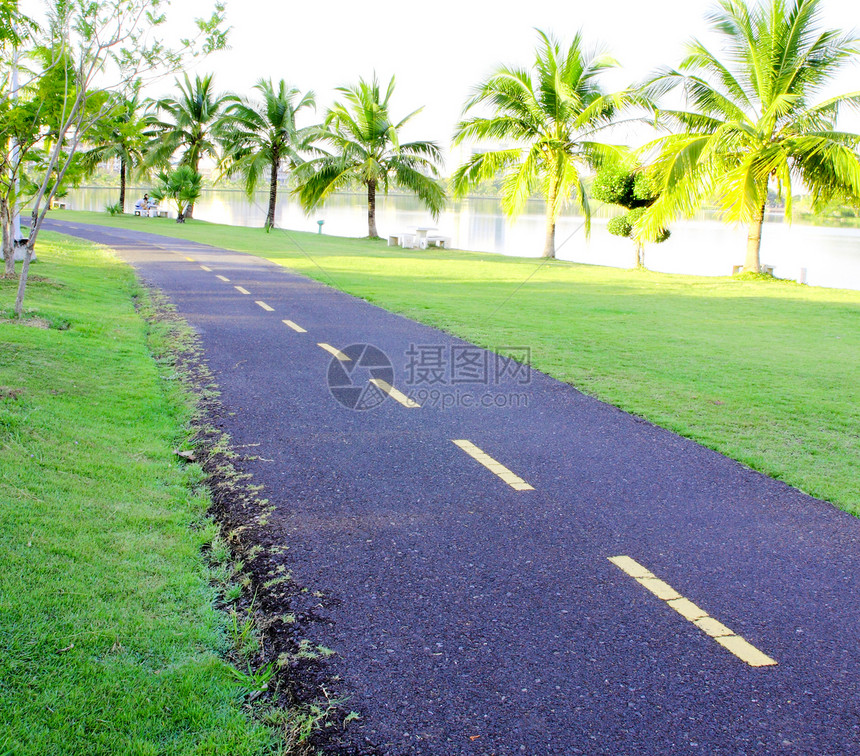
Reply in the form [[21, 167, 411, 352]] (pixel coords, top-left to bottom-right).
[[42, 219, 860, 755]]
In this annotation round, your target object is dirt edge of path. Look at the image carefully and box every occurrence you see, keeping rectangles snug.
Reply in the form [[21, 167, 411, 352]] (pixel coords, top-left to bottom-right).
[[141, 284, 380, 756]]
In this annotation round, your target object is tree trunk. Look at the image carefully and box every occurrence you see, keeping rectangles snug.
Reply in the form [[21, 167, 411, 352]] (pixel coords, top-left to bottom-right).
[[1, 197, 14, 277], [14, 242, 34, 316], [265, 158, 278, 230], [542, 183, 557, 258], [367, 179, 379, 238], [542, 219, 556, 258], [745, 202, 766, 273], [635, 242, 645, 269], [119, 156, 127, 212], [185, 158, 198, 219]]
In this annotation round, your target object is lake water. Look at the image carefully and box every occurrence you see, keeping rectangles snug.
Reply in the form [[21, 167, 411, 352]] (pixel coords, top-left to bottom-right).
[[66, 187, 860, 291]]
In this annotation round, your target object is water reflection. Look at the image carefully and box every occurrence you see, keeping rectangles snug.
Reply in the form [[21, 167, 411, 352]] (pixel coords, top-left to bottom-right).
[[66, 187, 860, 290]]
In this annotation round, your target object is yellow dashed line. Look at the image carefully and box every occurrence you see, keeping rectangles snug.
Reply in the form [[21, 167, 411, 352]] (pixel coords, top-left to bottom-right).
[[255, 301, 274, 312], [216, 275, 230, 282], [200, 265, 212, 272], [451, 440, 534, 491], [608, 556, 777, 667], [184, 256, 195, 262], [369, 378, 421, 408], [235, 286, 250, 295], [318, 343, 350, 361], [282, 320, 306, 333]]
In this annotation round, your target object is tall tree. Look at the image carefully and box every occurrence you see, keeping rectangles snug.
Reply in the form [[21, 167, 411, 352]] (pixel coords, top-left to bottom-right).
[[219, 78, 315, 229], [640, 0, 860, 272], [148, 73, 230, 218], [0, 0, 39, 275], [80, 88, 151, 212], [295, 74, 445, 239], [452, 29, 632, 258]]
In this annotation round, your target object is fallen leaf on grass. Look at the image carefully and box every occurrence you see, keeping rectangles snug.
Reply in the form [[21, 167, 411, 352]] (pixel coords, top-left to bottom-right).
[[56, 644, 74, 654], [174, 449, 196, 462]]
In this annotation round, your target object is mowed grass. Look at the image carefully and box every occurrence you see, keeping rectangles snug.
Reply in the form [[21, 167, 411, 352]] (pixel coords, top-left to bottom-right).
[[0, 235, 273, 754], [49, 210, 860, 512]]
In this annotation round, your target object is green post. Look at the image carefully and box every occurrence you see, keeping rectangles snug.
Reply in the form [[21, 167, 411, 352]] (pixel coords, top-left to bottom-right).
[[317, 220, 325, 234]]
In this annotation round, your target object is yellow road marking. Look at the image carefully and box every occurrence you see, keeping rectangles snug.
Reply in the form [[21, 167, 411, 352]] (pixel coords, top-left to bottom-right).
[[714, 636, 777, 667], [282, 320, 306, 333], [235, 286, 250, 295], [255, 301, 274, 312], [318, 343, 350, 361], [369, 378, 420, 408], [200, 265, 212, 272], [451, 440, 534, 491], [608, 556, 777, 667], [184, 256, 195, 262], [216, 275, 230, 282]]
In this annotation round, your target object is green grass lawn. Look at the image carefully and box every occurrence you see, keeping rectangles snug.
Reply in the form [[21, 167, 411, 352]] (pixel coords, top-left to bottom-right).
[[0, 234, 274, 754], [46, 211, 860, 512]]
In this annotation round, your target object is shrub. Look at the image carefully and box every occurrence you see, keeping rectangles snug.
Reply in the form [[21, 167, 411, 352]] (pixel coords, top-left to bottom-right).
[[592, 164, 635, 205], [150, 167, 202, 223], [607, 214, 633, 237], [632, 172, 660, 202]]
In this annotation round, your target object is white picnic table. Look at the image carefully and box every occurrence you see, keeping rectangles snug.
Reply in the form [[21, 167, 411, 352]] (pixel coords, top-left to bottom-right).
[[388, 227, 452, 249]]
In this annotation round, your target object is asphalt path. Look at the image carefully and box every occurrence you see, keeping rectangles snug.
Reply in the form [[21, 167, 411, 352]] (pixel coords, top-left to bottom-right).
[[42, 219, 860, 755]]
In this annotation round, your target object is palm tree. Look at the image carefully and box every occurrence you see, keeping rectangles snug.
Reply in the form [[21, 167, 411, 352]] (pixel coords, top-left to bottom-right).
[[219, 79, 315, 229], [295, 74, 445, 239], [639, 0, 860, 272], [149, 166, 202, 223], [148, 73, 230, 218], [452, 29, 632, 258], [80, 90, 151, 211]]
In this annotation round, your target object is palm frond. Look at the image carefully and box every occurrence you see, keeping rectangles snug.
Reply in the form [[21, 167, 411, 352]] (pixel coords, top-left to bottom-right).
[[451, 149, 522, 198], [499, 144, 541, 218]]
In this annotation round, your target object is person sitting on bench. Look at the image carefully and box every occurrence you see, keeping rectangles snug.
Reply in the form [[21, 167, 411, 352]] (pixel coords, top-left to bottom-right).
[[134, 194, 150, 215]]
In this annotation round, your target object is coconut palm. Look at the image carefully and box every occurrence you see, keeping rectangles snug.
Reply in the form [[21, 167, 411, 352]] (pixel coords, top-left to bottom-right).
[[219, 79, 315, 229], [149, 166, 202, 223], [295, 74, 445, 239], [640, 0, 860, 272], [148, 73, 230, 218], [452, 29, 634, 258], [80, 90, 151, 211]]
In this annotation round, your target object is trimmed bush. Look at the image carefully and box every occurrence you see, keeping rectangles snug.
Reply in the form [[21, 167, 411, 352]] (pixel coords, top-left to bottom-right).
[[607, 215, 633, 237]]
